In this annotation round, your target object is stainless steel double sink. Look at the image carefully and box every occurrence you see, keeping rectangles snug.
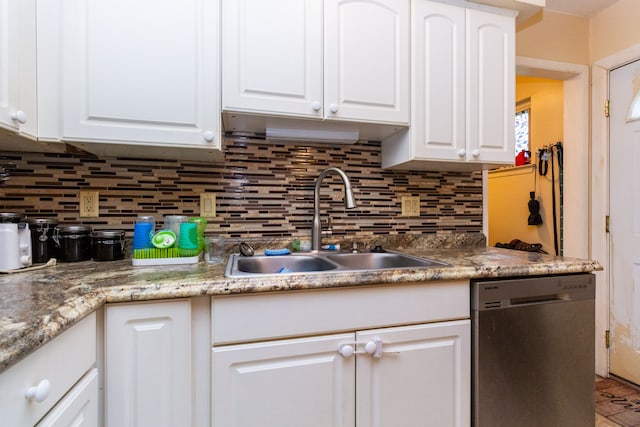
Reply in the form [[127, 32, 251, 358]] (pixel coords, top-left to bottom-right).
[[225, 251, 449, 277]]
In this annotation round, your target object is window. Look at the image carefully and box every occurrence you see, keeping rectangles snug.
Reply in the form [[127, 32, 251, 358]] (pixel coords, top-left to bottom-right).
[[515, 98, 531, 156]]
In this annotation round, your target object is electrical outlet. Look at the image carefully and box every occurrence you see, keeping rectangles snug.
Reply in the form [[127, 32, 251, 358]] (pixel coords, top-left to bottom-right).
[[200, 193, 216, 218], [80, 190, 99, 217], [401, 196, 420, 217]]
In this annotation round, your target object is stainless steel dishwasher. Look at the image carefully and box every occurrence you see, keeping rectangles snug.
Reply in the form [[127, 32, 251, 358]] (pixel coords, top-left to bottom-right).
[[472, 274, 595, 426]]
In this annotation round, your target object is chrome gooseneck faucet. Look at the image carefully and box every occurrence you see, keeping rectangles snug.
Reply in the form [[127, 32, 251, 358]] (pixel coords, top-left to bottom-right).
[[312, 167, 356, 252]]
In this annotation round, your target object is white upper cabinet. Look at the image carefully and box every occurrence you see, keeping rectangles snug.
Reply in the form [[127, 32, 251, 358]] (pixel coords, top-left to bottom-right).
[[222, 0, 323, 118], [466, 7, 515, 165], [37, 0, 222, 162], [324, 0, 409, 124], [222, 0, 409, 138], [382, 0, 515, 171], [0, 0, 37, 138], [411, 0, 466, 162]]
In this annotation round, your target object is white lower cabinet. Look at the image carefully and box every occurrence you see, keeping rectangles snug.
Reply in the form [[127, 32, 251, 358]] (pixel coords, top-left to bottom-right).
[[0, 313, 97, 427], [212, 282, 471, 427], [213, 321, 469, 427], [105, 298, 210, 427], [355, 322, 469, 427], [213, 333, 356, 426], [37, 368, 99, 427]]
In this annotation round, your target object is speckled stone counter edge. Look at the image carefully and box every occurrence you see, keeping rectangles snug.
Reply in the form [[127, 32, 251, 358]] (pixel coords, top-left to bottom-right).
[[0, 233, 602, 373]]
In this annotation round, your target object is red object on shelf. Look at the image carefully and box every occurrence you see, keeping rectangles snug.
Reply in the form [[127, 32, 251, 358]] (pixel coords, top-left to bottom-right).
[[515, 150, 531, 166]]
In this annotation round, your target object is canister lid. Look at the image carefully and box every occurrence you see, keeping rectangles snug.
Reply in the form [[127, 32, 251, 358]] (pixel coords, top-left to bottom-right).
[[56, 225, 93, 234], [92, 230, 125, 238], [26, 218, 58, 225], [0, 212, 25, 223]]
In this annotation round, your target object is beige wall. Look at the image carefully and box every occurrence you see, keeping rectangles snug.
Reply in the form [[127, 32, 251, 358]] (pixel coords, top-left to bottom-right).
[[517, 0, 640, 65], [516, 11, 589, 65], [591, 0, 640, 63], [488, 76, 564, 254]]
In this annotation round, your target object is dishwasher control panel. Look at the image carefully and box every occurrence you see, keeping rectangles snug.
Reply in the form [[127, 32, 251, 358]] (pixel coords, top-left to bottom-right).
[[471, 274, 595, 311]]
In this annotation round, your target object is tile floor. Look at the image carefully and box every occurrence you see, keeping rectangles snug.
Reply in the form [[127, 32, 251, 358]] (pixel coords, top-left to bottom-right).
[[596, 376, 640, 426]]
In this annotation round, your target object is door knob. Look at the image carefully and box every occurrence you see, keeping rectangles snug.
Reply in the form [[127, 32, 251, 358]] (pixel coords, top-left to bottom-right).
[[12, 110, 27, 124], [25, 379, 51, 403], [338, 344, 355, 358]]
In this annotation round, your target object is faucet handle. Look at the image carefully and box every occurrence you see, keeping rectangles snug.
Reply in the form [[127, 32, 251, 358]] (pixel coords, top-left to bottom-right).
[[322, 217, 333, 237]]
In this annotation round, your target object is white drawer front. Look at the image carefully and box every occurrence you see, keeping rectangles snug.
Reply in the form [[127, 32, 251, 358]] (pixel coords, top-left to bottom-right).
[[0, 312, 97, 426], [212, 281, 469, 345]]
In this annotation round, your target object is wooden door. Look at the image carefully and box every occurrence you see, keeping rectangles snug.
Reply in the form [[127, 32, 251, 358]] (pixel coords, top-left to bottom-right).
[[609, 59, 640, 385]]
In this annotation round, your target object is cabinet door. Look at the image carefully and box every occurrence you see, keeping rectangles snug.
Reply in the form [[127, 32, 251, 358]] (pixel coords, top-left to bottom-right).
[[324, 0, 409, 124], [106, 300, 193, 427], [466, 8, 515, 165], [222, 0, 323, 118], [37, 368, 99, 427], [49, 0, 219, 149], [356, 321, 470, 427], [213, 333, 355, 427], [0, 0, 37, 137], [411, 0, 465, 161]]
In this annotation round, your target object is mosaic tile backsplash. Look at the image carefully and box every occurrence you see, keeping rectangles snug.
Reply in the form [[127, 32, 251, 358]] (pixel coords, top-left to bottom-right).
[[0, 139, 483, 241]]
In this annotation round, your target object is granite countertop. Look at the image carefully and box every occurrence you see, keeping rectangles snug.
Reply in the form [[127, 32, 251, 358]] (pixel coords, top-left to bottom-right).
[[0, 245, 602, 373]]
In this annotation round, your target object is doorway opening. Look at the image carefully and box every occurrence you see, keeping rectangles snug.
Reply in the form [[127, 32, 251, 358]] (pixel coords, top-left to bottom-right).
[[484, 56, 594, 368]]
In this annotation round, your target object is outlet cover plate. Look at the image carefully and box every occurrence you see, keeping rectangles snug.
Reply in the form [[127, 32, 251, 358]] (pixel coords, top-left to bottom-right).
[[200, 193, 216, 218], [401, 196, 420, 217], [80, 190, 99, 217]]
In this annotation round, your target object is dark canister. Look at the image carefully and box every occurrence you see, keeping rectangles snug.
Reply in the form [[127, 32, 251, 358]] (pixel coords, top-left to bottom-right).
[[54, 225, 92, 262], [92, 230, 126, 261], [0, 212, 25, 223], [27, 218, 58, 264]]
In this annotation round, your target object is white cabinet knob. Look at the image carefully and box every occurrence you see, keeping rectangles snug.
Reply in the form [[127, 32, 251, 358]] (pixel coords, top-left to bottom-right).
[[12, 110, 27, 124], [311, 101, 322, 112], [365, 339, 383, 358], [25, 379, 51, 403], [457, 149, 466, 157], [203, 131, 215, 142], [338, 344, 355, 358], [472, 149, 481, 158], [329, 104, 339, 114]]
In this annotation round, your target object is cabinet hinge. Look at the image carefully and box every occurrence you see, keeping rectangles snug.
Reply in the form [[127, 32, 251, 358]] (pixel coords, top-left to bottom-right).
[[605, 330, 610, 348], [605, 100, 610, 118], [606, 215, 610, 233]]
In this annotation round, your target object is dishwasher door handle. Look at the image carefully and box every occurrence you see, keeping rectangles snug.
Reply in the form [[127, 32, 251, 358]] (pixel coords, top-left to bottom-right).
[[509, 292, 571, 306]]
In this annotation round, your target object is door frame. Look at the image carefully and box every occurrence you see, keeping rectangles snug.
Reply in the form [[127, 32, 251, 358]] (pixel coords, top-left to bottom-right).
[[592, 44, 640, 377], [484, 55, 595, 369]]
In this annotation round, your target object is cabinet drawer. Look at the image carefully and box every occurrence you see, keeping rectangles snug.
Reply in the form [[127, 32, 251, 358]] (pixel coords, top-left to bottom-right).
[[0, 312, 97, 426], [212, 281, 469, 345]]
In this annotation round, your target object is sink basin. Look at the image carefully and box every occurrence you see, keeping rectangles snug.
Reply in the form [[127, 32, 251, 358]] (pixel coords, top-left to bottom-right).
[[232, 255, 339, 275], [225, 251, 449, 277], [327, 252, 448, 269]]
